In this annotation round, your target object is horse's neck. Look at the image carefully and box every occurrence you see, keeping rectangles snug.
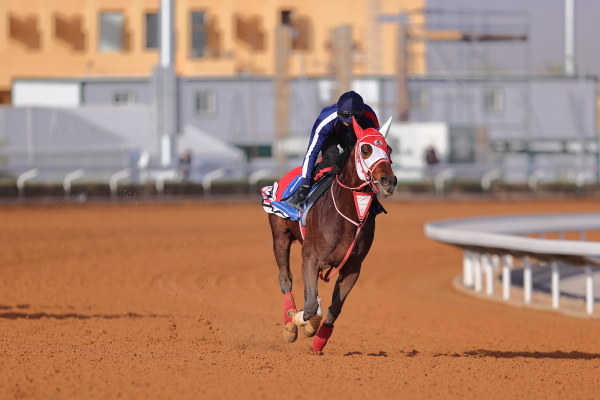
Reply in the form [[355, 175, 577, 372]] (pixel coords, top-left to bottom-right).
[[338, 147, 369, 191]]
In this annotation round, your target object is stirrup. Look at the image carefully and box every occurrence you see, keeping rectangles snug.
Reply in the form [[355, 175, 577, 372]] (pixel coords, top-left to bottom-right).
[[288, 199, 304, 212]]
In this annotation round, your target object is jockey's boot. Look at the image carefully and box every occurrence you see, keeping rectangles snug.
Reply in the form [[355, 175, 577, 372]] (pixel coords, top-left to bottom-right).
[[288, 185, 310, 212]]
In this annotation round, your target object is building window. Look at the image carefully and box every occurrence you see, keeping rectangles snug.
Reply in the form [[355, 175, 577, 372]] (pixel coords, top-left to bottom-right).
[[145, 13, 159, 49], [410, 89, 429, 112], [195, 91, 216, 116], [190, 11, 207, 58], [281, 10, 292, 25], [279, 10, 309, 50], [114, 91, 136, 105], [483, 89, 503, 113], [9, 15, 41, 50], [99, 12, 124, 52]]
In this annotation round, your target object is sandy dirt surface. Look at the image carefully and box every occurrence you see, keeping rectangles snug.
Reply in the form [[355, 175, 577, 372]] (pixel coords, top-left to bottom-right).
[[1, 199, 600, 399]]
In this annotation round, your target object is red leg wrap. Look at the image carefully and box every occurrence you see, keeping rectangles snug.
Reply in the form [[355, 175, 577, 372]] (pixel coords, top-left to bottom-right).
[[283, 292, 296, 323], [312, 323, 334, 352]]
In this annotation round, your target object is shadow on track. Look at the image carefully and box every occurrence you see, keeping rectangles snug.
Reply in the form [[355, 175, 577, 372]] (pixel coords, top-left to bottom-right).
[[435, 350, 600, 360], [0, 310, 167, 320]]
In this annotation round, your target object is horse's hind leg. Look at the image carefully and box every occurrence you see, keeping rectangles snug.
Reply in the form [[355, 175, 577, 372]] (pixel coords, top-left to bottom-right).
[[268, 215, 298, 343], [312, 266, 361, 352]]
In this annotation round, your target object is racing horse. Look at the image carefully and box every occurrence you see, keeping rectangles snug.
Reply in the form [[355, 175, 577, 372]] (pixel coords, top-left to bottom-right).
[[268, 116, 397, 352]]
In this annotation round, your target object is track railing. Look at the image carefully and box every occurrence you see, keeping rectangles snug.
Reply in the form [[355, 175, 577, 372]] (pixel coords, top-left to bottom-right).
[[424, 213, 600, 315]]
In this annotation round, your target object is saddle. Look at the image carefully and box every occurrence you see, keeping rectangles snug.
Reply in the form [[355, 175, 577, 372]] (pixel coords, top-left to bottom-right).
[[261, 167, 336, 224]]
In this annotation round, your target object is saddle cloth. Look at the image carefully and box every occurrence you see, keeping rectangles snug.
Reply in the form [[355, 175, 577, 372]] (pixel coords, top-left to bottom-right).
[[261, 166, 335, 223]]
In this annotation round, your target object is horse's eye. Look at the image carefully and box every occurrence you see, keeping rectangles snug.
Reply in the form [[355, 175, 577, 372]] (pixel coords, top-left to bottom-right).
[[362, 147, 369, 155]]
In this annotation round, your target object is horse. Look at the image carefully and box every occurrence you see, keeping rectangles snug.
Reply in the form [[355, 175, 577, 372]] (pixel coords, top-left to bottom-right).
[[267, 116, 397, 353]]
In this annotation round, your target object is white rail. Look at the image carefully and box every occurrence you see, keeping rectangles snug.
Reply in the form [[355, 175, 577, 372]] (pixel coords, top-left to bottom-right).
[[434, 168, 455, 196], [481, 168, 502, 192], [109, 168, 132, 199], [155, 169, 180, 195], [248, 168, 273, 188], [425, 213, 600, 315], [202, 168, 227, 196], [528, 169, 546, 191], [63, 168, 86, 198], [17, 168, 40, 199]]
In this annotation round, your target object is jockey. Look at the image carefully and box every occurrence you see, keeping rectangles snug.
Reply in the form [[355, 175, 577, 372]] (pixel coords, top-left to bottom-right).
[[287, 90, 379, 211]]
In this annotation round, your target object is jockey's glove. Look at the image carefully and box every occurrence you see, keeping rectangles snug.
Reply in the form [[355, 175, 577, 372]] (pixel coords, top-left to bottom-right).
[[288, 185, 310, 212]]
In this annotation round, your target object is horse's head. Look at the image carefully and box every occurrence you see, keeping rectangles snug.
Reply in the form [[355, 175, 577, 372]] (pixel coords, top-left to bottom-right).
[[352, 116, 397, 197]]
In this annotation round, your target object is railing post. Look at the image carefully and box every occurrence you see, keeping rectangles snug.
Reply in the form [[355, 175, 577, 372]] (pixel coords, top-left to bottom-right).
[[155, 169, 179, 196], [109, 168, 132, 200], [527, 168, 545, 191], [202, 168, 227, 197], [523, 256, 532, 304], [481, 168, 502, 193], [17, 168, 40, 199], [502, 254, 513, 301], [483, 254, 494, 296], [473, 252, 482, 293], [585, 266, 594, 315], [63, 168, 86, 199], [463, 250, 474, 287], [551, 261, 560, 310], [575, 169, 595, 188], [248, 168, 272, 193], [434, 168, 455, 197], [491, 254, 500, 270]]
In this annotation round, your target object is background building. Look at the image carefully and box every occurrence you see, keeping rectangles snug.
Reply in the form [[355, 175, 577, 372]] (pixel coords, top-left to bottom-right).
[[0, 0, 426, 104]]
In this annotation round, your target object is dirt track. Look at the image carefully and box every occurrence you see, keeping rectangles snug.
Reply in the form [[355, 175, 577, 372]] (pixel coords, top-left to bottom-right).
[[1, 199, 600, 399]]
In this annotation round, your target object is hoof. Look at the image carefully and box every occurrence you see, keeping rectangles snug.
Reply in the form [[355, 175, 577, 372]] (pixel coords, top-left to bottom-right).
[[301, 314, 321, 337], [302, 323, 317, 337], [307, 347, 323, 356], [282, 322, 298, 343]]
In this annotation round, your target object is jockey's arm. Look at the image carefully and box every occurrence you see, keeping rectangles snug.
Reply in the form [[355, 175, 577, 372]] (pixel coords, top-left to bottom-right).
[[300, 114, 336, 187]]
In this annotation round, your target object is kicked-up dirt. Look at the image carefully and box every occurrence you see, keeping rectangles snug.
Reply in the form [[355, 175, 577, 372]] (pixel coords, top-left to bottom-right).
[[1, 199, 600, 399]]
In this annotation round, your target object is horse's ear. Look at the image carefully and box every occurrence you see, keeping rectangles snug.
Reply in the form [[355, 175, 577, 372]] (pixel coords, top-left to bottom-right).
[[379, 116, 392, 138], [352, 116, 365, 139]]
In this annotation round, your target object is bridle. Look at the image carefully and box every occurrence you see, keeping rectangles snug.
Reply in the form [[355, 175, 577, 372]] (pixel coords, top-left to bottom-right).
[[335, 133, 392, 193]]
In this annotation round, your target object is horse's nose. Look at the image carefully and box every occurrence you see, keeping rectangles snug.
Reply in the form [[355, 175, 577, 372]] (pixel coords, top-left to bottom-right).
[[379, 175, 397, 188], [378, 174, 397, 197]]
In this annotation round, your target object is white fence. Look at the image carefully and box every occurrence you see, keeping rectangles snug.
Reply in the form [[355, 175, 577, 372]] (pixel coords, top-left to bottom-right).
[[4, 165, 276, 200], [424, 213, 600, 315]]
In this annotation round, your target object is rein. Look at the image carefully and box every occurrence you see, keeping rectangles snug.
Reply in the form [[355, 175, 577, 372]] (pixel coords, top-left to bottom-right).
[[318, 143, 392, 283]]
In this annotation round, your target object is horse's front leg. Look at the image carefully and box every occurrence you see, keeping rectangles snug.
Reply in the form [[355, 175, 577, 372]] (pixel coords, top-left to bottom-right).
[[269, 215, 298, 343], [312, 264, 361, 352], [289, 249, 322, 335]]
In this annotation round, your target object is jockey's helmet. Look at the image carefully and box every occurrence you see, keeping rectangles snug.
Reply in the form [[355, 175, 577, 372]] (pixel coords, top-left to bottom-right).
[[336, 91, 364, 124]]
